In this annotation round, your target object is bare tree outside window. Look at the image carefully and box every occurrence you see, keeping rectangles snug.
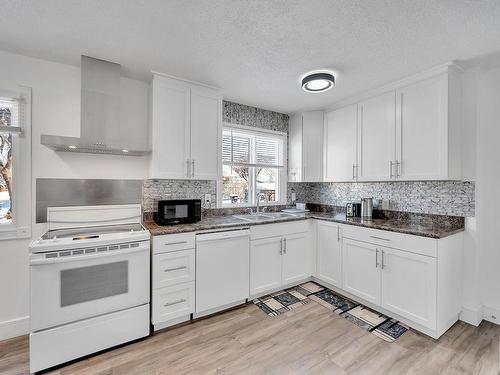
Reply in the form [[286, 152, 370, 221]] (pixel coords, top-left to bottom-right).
[[0, 105, 13, 224]]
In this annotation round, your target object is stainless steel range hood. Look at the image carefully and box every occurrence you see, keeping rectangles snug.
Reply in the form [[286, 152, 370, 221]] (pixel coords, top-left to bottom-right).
[[41, 56, 150, 156]]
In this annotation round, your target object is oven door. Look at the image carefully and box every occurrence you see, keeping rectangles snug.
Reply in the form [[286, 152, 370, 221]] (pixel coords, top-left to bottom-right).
[[30, 242, 150, 331]]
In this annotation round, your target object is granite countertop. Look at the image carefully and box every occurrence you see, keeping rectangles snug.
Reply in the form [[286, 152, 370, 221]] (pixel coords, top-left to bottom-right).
[[144, 210, 465, 239]]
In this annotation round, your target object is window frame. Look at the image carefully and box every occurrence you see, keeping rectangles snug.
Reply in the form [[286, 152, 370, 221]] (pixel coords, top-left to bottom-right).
[[0, 86, 31, 240], [218, 123, 287, 208]]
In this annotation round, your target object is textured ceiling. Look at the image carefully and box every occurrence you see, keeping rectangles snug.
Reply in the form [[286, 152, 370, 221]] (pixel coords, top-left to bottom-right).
[[1, 0, 500, 113]]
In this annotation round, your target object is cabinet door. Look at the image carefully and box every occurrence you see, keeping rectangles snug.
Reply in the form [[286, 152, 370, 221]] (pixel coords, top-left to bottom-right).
[[250, 237, 283, 296], [316, 221, 342, 287], [282, 232, 310, 285], [396, 74, 448, 180], [380, 247, 437, 329], [342, 239, 381, 305], [324, 105, 358, 181], [150, 78, 191, 179], [302, 111, 324, 182], [357, 92, 396, 181], [288, 113, 303, 182], [190, 88, 221, 180]]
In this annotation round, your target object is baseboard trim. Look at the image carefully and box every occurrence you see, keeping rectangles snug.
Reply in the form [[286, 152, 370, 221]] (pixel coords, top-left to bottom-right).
[[460, 305, 483, 326], [482, 306, 500, 325], [0, 316, 29, 341]]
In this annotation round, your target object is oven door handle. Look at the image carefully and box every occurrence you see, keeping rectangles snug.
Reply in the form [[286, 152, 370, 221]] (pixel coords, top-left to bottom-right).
[[30, 245, 149, 265]]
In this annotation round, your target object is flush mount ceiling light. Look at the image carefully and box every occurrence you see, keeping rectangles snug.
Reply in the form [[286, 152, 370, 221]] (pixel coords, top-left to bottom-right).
[[301, 72, 335, 93]]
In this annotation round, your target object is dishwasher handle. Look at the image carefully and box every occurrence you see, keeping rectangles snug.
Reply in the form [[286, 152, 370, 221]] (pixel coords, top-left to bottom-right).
[[196, 229, 250, 243]]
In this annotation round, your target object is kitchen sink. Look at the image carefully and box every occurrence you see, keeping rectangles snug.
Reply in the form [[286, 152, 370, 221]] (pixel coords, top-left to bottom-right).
[[232, 214, 274, 222], [232, 212, 297, 222]]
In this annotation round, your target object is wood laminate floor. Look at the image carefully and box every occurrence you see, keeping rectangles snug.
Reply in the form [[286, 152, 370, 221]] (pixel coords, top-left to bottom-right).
[[1, 302, 499, 375]]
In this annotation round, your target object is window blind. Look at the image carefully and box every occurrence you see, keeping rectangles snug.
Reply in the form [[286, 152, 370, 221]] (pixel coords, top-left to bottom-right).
[[0, 97, 24, 134], [222, 127, 284, 168]]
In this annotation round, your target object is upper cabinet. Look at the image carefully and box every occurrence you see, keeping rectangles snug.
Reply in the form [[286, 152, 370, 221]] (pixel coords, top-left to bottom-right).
[[395, 70, 461, 180], [288, 111, 324, 182], [324, 65, 462, 182], [357, 91, 396, 181], [150, 74, 222, 180], [324, 104, 358, 181]]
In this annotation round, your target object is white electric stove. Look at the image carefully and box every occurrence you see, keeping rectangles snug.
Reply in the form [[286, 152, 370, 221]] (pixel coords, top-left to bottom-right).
[[29, 204, 150, 373]]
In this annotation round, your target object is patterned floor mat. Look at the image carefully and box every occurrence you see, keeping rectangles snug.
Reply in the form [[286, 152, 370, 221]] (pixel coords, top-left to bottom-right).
[[254, 282, 408, 342], [253, 284, 312, 317]]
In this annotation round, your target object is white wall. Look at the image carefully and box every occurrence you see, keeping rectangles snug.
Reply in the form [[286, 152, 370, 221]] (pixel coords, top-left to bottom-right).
[[476, 66, 500, 323], [0, 50, 150, 339]]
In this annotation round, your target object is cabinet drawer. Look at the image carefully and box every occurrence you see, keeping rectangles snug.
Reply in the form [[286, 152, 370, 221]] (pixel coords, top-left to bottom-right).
[[153, 232, 195, 254], [153, 249, 195, 289], [152, 282, 195, 324], [341, 225, 437, 257], [250, 220, 310, 240]]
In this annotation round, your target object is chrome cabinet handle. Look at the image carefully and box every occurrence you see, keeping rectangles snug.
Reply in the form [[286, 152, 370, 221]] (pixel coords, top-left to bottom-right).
[[164, 240, 188, 246], [337, 226, 340, 242], [352, 164, 356, 180], [191, 159, 195, 178], [390, 161, 394, 179], [375, 248, 379, 268], [186, 159, 191, 178], [164, 299, 186, 307], [164, 266, 187, 273], [280, 238, 283, 255], [396, 160, 401, 178], [283, 237, 287, 254], [381, 250, 385, 269], [369, 236, 390, 242]]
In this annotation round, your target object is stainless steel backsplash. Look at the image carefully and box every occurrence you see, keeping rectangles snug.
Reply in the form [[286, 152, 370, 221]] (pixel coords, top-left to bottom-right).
[[36, 178, 143, 223]]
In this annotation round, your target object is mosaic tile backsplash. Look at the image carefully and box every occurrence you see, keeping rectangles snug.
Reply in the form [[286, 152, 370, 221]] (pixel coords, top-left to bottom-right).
[[223, 100, 289, 132], [143, 179, 217, 212], [288, 181, 475, 217]]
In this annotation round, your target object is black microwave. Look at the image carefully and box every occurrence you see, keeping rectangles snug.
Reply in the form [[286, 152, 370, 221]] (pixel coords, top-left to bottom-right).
[[156, 199, 201, 225]]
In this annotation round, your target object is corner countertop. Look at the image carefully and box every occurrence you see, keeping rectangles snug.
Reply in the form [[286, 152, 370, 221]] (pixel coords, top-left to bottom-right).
[[144, 210, 465, 239]]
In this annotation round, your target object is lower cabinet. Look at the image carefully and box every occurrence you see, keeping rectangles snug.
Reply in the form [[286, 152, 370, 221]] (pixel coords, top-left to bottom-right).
[[152, 282, 195, 325], [282, 232, 310, 285], [380, 247, 437, 329], [151, 233, 196, 330], [316, 221, 342, 287], [250, 237, 283, 295], [342, 239, 381, 305], [250, 223, 311, 297], [339, 224, 462, 338]]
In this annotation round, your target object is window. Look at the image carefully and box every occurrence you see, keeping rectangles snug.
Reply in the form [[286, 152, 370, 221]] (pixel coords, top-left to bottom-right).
[[220, 125, 286, 207], [0, 87, 30, 239]]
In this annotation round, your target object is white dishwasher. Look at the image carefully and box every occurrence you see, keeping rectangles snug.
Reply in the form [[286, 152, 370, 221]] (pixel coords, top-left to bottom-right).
[[195, 229, 250, 317]]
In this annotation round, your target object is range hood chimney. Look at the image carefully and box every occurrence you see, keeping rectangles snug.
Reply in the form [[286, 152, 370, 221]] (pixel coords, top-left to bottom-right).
[[41, 56, 150, 156]]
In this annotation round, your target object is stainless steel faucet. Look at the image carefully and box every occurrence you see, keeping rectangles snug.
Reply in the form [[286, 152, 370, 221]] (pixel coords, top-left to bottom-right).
[[256, 192, 266, 213]]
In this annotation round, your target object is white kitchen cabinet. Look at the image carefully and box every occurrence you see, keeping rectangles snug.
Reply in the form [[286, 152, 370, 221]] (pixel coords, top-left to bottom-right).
[[316, 221, 342, 287], [288, 111, 324, 182], [357, 91, 396, 181], [323, 65, 461, 182], [342, 238, 381, 305], [380, 246, 437, 329], [151, 232, 196, 330], [150, 78, 190, 179], [395, 69, 461, 180], [250, 221, 312, 297], [324, 104, 358, 181], [250, 236, 283, 296], [282, 232, 310, 285], [338, 223, 462, 338], [150, 74, 222, 180], [152, 282, 195, 325], [190, 87, 222, 180]]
